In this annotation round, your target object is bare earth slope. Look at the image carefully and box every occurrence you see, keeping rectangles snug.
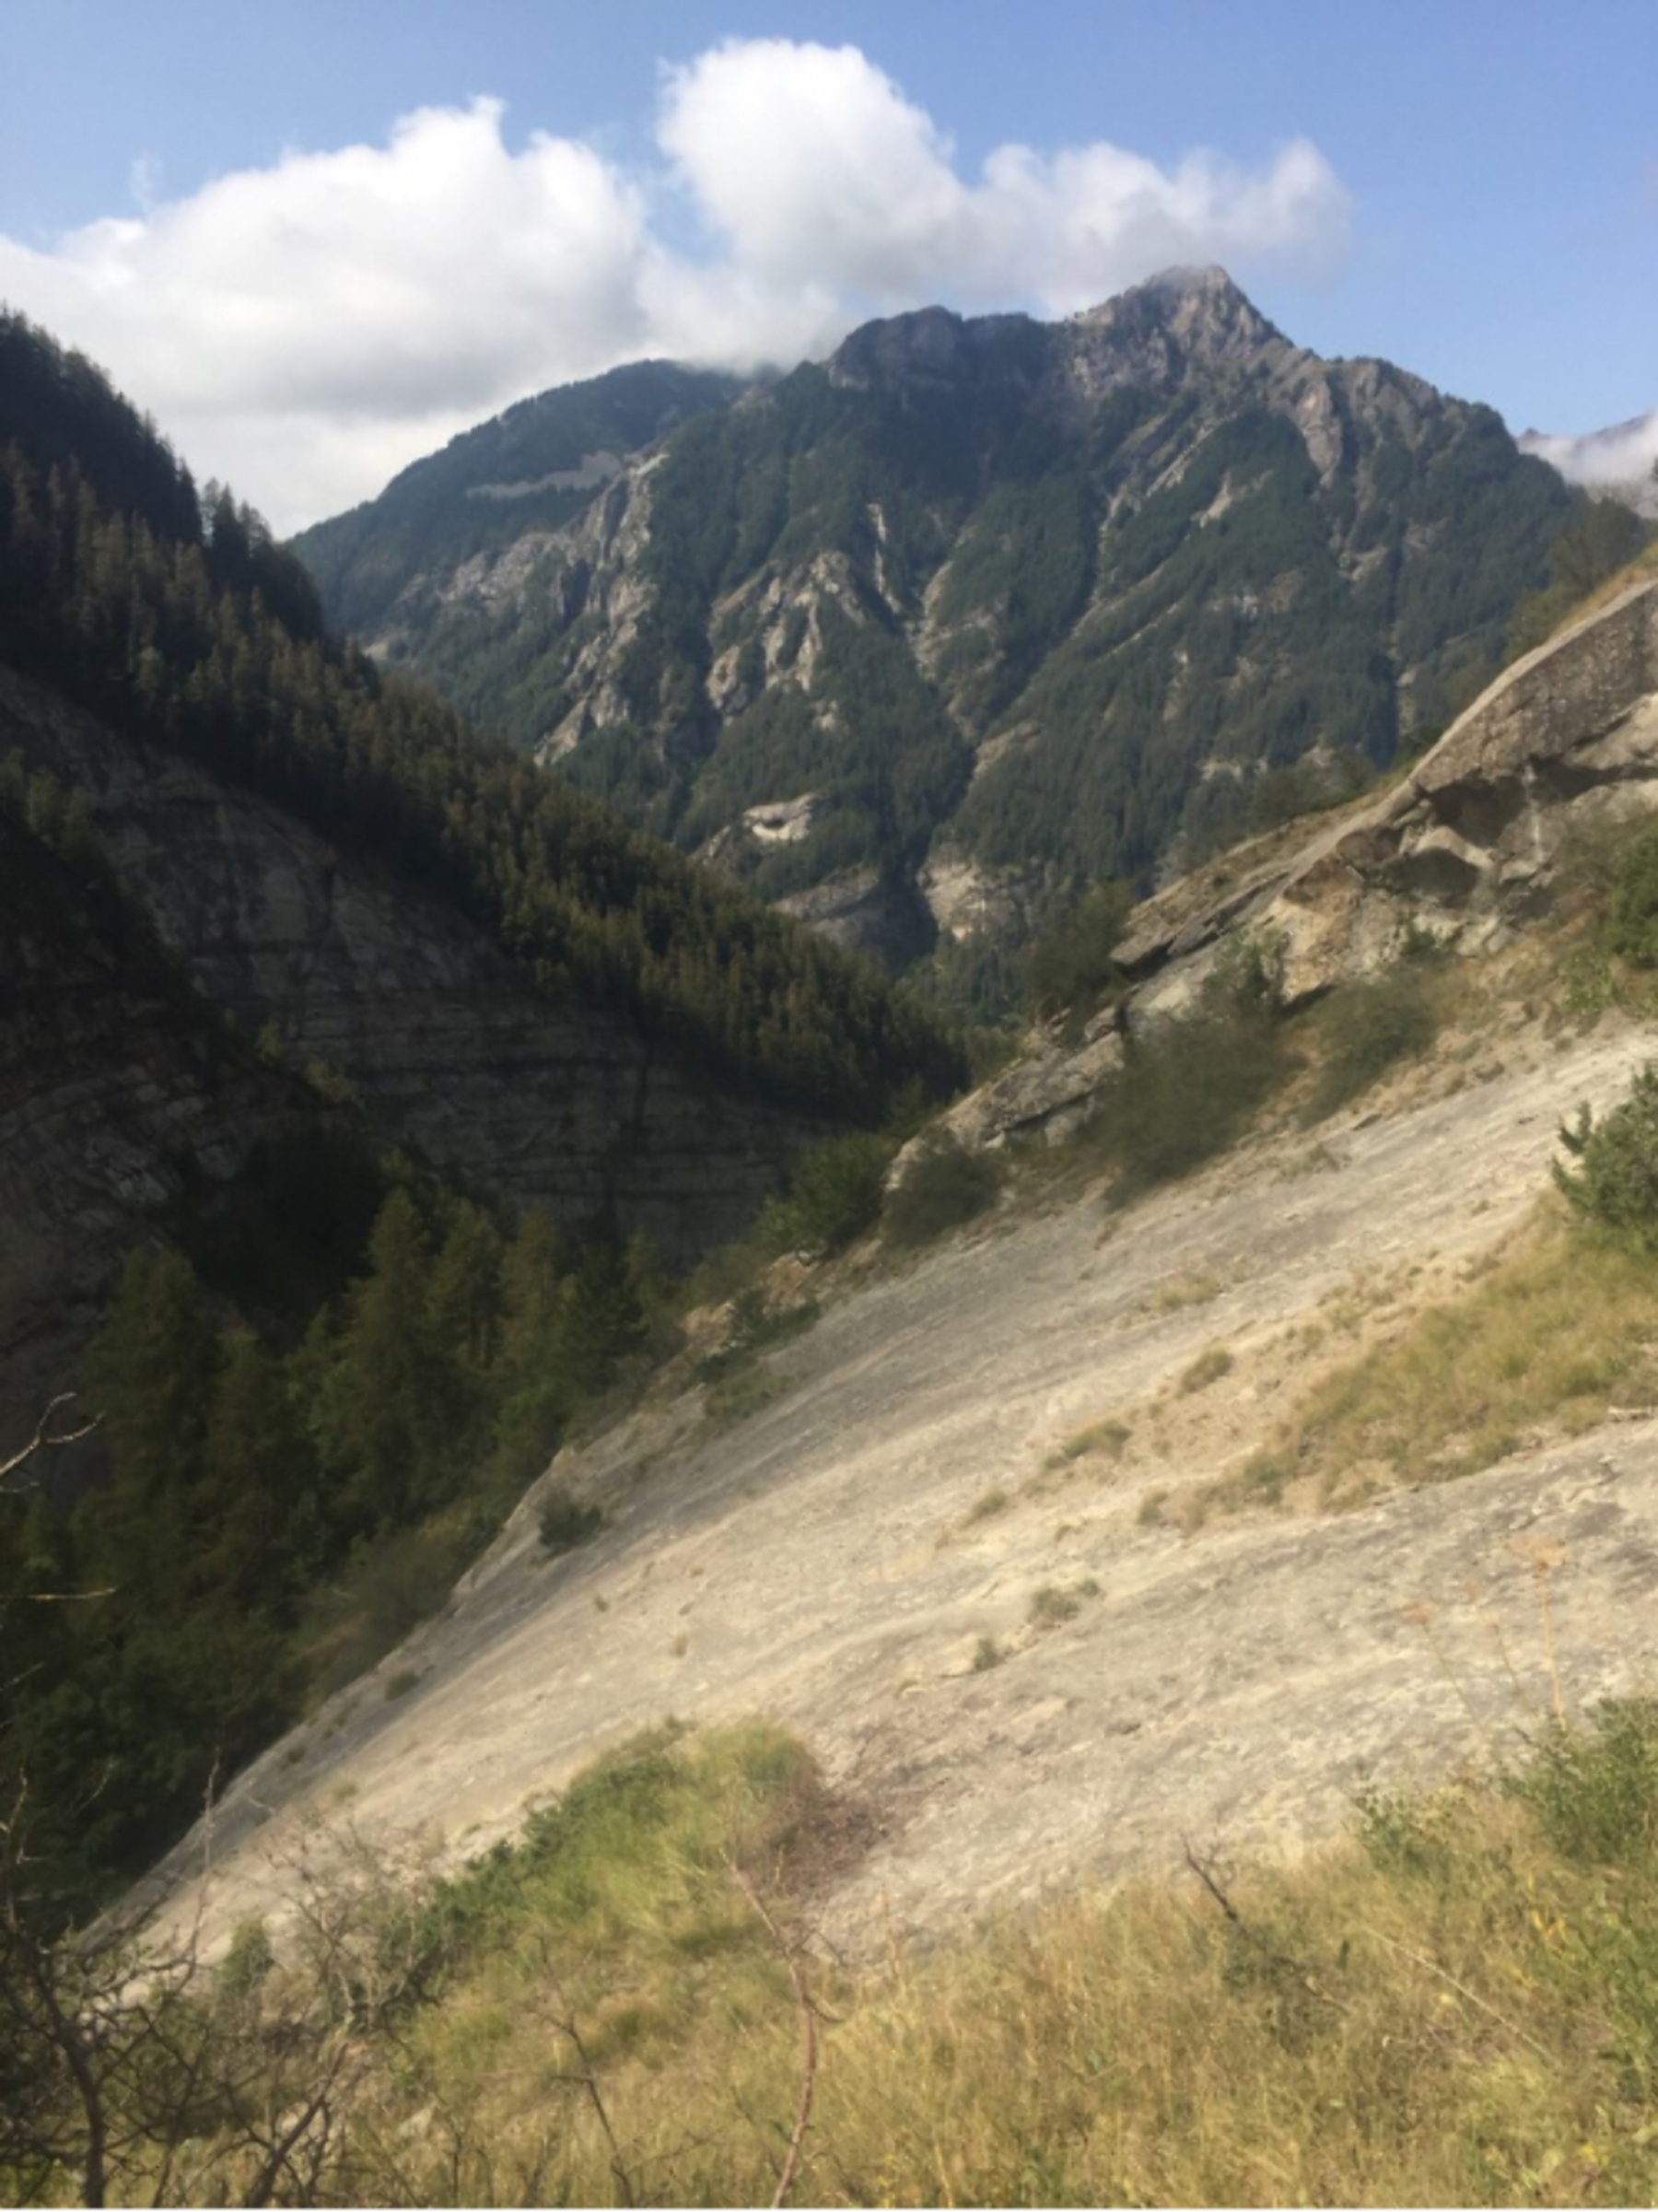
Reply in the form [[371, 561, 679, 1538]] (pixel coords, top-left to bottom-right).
[[159, 1015, 1658, 1954]]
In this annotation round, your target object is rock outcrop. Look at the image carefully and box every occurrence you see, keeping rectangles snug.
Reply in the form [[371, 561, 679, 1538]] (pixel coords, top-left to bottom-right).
[[1122, 573, 1658, 1015], [921, 576, 1658, 1154]]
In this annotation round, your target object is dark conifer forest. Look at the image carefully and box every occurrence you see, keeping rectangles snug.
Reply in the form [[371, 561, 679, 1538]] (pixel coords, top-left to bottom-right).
[[0, 310, 964, 1913]]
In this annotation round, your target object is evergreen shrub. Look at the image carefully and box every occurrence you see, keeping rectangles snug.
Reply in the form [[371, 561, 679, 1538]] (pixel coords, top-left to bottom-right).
[[1307, 962, 1442, 1118], [761, 1132, 893, 1257], [1607, 824, 1658, 966], [1555, 1062, 1658, 1248], [883, 1133, 1003, 1248]]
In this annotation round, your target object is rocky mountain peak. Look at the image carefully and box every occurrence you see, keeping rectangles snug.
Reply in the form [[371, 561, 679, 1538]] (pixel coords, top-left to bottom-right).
[[826, 303, 1045, 395], [1061, 263, 1292, 402]]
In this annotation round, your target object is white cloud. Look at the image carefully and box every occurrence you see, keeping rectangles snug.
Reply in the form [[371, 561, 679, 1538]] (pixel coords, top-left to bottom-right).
[[0, 44, 1353, 533], [1522, 413, 1658, 506], [658, 41, 1349, 315]]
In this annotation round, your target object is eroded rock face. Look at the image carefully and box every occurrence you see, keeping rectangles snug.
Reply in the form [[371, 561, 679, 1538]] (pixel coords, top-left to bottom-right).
[[0, 809, 328, 1446], [929, 577, 1658, 1144], [1123, 577, 1658, 1013], [772, 867, 937, 969], [893, 1012, 1125, 1177], [308, 270, 1567, 977], [0, 668, 811, 1290]]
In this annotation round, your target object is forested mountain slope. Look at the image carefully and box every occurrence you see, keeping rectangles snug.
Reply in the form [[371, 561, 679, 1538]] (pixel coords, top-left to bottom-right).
[[295, 268, 1572, 981], [0, 311, 965, 1898], [0, 308, 961, 1155], [294, 360, 749, 648]]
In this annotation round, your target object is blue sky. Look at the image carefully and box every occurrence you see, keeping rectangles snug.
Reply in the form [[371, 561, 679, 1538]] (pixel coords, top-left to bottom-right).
[[4, 0, 1654, 529]]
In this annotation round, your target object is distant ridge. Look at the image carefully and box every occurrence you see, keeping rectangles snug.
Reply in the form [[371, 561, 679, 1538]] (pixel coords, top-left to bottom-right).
[[293, 268, 1572, 1001]]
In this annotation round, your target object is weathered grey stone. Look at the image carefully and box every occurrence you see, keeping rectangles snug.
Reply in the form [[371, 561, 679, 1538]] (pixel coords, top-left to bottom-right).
[[142, 1023, 1658, 1963], [893, 1009, 1125, 1170], [938, 577, 1658, 1149], [772, 866, 936, 971]]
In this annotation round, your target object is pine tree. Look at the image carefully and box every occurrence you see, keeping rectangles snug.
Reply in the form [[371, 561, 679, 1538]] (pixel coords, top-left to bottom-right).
[[314, 1189, 442, 1528]]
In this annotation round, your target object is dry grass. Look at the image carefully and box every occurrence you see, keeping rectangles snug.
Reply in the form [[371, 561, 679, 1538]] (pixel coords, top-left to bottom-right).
[[1177, 1342, 1235, 1395], [1129, 1267, 1228, 1316], [1201, 1205, 1658, 1517], [1045, 1415, 1132, 1471], [143, 1703, 1658, 2207]]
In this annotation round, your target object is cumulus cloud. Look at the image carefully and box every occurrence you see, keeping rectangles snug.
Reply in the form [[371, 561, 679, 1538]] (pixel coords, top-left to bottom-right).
[[0, 42, 1353, 532], [658, 41, 1349, 315]]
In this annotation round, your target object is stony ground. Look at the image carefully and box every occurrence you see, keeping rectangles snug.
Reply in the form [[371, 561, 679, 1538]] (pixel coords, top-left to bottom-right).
[[158, 1012, 1658, 1957]]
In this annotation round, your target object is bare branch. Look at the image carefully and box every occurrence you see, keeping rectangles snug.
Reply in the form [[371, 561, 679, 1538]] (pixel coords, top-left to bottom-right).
[[1360, 1923, 1555, 2061], [531, 1936, 636, 2207], [0, 1395, 100, 1487], [1181, 1836, 1349, 2017], [728, 1860, 819, 2211]]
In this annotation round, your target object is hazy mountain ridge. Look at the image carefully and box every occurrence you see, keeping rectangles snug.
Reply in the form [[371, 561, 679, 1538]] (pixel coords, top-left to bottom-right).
[[297, 268, 1571, 983]]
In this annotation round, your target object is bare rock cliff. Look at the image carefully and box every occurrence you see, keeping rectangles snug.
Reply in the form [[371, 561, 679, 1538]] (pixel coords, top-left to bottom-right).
[[0, 669, 807, 1265], [1123, 573, 1658, 1012]]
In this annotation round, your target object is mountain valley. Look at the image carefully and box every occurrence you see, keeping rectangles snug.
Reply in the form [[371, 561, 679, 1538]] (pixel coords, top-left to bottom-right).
[[9, 274, 1658, 2205]]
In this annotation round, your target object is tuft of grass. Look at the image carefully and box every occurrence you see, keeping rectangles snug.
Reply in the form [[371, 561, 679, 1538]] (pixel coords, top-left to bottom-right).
[[702, 1363, 788, 1429], [1028, 1578, 1100, 1632], [1150, 1269, 1225, 1312], [1047, 1417, 1131, 1471], [964, 1485, 1010, 1525], [971, 1635, 1004, 1672], [383, 1669, 421, 1702], [1177, 1343, 1235, 1395]]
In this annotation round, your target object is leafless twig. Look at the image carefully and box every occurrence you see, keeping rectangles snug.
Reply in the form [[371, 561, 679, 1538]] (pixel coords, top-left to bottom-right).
[[1181, 1838, 1349, 2015], [728, 1860, 819, 2209], [0, 1395, 99, 1487], [531, 1936, 636, 2207], [1360, 1923, 1555, 2061]]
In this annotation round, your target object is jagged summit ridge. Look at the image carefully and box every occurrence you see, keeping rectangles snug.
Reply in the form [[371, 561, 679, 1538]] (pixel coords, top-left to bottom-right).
[[294, 271, 1569, 987], [824, 264, 1283, 400]]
